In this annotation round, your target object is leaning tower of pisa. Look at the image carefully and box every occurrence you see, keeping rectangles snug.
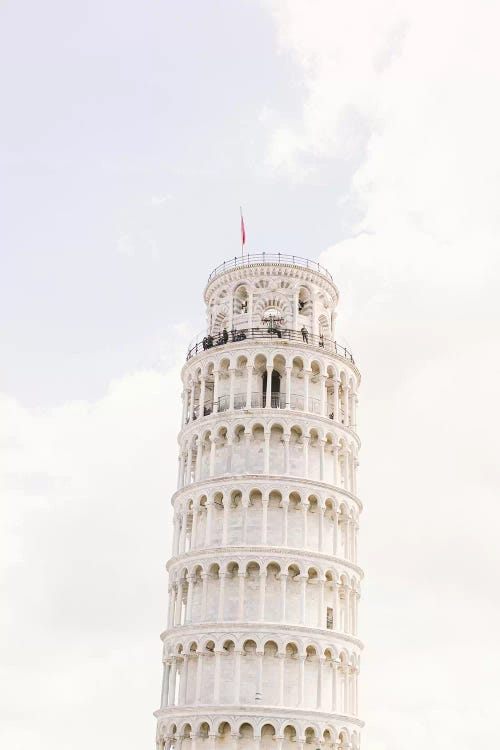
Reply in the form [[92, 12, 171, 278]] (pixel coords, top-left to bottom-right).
[[155, 253, 363, 750]]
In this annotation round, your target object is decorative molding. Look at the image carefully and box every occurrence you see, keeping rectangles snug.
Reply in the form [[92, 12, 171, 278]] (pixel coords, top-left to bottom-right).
[[181, 339, 361, 382], [166, 546, 364, 578], [178, 407, 361, 448], [171, 475, 363, 512], [160, 622, 364, 651]]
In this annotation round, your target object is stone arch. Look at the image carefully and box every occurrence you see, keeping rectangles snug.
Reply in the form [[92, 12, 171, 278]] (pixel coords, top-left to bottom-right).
[[238, 722, 255, 742], [197, 721, 211, 738], [253, 291, 291, 328], [233, 283, 249, 316], [259, 721, 278, 740], [282, 723, 298, 750]]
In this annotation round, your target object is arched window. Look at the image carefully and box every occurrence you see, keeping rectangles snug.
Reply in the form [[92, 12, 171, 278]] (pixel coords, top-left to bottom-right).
[[262, 369, 282, 407]]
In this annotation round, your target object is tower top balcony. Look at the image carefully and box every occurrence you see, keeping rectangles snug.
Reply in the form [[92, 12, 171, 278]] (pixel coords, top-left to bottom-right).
[[205, 252, 336, 294], [199, 251, 344, 367]]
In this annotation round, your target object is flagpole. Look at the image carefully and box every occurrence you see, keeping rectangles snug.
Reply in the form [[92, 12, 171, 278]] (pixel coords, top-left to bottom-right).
[[240, 206, 244, 259]]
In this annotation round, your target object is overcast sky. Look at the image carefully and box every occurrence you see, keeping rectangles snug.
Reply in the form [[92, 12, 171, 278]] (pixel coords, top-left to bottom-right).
[[2, 2, 500, 749]]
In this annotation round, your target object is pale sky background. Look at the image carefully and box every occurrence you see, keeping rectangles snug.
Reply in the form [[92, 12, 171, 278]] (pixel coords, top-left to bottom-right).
[[2, 1, 500, 749]]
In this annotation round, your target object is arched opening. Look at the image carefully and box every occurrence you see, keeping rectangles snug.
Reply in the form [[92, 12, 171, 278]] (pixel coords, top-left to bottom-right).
[[262, 369, 281, 407]]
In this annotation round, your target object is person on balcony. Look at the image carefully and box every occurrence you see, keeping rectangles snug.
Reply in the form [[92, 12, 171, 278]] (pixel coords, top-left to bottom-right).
[[301, 325, 309, 343], [222, 327, 229, 344], [319, 332, 325, 347]]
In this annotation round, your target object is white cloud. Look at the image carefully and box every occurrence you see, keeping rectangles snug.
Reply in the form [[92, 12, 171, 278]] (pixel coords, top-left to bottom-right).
[[116, 232, 135, 257], [151, 194, 173, 206], [264, 2, 500, 747], [0, 364, 182, 749]]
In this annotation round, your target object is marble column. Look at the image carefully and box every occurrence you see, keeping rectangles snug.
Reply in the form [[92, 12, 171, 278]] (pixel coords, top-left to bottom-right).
[[280, 572, 287, 622]]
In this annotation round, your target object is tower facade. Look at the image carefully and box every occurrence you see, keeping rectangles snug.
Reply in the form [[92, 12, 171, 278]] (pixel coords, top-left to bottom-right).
[[155, 254, 363, 750]]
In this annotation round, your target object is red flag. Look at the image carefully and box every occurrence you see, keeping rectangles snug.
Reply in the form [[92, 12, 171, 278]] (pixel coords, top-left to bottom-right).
[[240, 208, 246, 248]]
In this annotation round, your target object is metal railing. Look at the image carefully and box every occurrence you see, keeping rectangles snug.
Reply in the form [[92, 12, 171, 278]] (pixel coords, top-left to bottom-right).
[[188, 392, 346, 423], [187, 326, 354, 363], [207, 252, 334, 284], [192, 391, 286, 419]]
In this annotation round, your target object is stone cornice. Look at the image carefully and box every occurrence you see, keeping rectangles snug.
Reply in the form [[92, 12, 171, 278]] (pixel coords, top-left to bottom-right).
[[178, 406, 361, 449], [160, 621, 364, 651], [171, 474, 363, 512], [181, 337, 361, 382], [204, 262, 339, 304], [154, 704, 364, 729], [166, 545, 364, 579]]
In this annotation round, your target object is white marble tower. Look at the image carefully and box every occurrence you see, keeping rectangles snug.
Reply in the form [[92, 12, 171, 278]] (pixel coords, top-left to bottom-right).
[[155, 253, 363, 750]]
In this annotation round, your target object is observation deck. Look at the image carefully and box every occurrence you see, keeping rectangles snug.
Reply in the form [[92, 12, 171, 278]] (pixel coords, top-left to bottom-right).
[[187, 327, 355, 363], [206, 252, 335, 286]]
